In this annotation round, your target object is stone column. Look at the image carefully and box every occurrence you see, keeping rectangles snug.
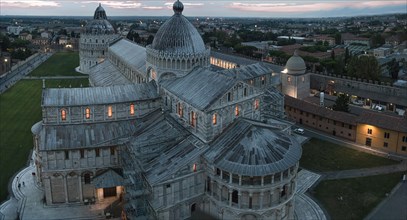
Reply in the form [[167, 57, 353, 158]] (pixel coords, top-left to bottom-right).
[[239, 175, 242, 186], [63, 175, 68, 203], [261, 176, 264, 186], [271, 174, 274, 184], [229, 189, 233, 206], [229, 174, 232, 184], [249, 192, 253, 209], [260, 192, 264, 209], [280, 172, 283, 182], [211, 180, 214, 197], [238, 191, 242, 209], [78, 176, 83, 202], [270, 191, 274, 207]]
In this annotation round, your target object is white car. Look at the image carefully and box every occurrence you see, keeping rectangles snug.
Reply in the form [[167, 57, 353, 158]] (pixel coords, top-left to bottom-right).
[[294, 128, 305, 134]]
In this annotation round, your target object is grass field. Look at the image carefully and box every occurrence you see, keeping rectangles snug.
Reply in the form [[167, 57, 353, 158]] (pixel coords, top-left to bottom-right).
[[313, 172, 404, 220], [300, 138, 398, 172], [29, 51, 82, 77], [0, 51, 88, 202]]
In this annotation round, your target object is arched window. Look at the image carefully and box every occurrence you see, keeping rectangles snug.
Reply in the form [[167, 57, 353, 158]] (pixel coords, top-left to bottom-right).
[[254, 99, 260, 110], [261, 76, 266, 85], [244, 88, 247, 97], [212, 113, 217, 125], [190, 111, 196, 127], [232, 190, 238, 204], [235, 105, 240, 117], [130, 103, 135, 115], [84, 173, 91, 184], [177, 103, 183, 117], [107, 106, 113, 118], [61, 109, 67, 121], [85, 107, 91, 119]]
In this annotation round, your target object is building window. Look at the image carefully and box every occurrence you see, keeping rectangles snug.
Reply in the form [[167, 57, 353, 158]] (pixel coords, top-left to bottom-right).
[[193, 164, 197, 172], [261, 76, 265, 85], [65, 150, 69, 159], [402, 136, 407, 143], [254, 99, 259, 110], [177, 103, 183, 117], [130, 103, 135, 115], [216, 168, 220, 176], [190, 111, 196, 127], [227, 92, 232, 102], [166, 184, 171, 188], [61, 109, 67, 121], [383, 142, 388, 148], [80, 149, 84, 158], [85, 107, 91, 119], [110, 147, 115, 155], [287, 76, 291, 82], [84, 174, 91, 184], [365, 138, 372, 146], [235, 105, 240, 117], [384, 132, 390, 139], [402, 146, 407, 151], [367, 128, 372, 134], [95, 148, 100, 157], [301, 76, 305, 82], [107, 106, 113, 118], [243, 88, 247, 97], [212, 113, 217, 125]]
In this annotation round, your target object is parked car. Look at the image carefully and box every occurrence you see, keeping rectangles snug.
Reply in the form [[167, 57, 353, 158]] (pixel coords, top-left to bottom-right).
[[293, 128, 304, 134]]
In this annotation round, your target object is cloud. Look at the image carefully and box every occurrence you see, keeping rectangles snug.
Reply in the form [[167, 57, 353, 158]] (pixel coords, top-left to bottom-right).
[[81, 1, 142, 9], [1, 0, 60, 8], [142, 6, 164, 10], [227, 1, 406, 13]]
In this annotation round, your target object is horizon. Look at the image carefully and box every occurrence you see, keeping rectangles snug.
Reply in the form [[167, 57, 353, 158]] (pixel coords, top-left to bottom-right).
[[1, 0, 406, 18]]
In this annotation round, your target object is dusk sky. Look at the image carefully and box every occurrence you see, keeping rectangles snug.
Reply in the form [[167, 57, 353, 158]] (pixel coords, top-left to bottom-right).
[[1, 0, 406, 18]]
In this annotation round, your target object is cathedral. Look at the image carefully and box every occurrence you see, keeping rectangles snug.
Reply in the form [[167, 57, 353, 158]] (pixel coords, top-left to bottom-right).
[[31, 1, 306, 219]]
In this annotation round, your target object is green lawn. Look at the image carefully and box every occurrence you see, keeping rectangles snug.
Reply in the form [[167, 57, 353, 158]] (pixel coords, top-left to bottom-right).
[[313, 172, 404, 220], [0, 50, 88, 202], [300, 138, 398, 172], [29, 51, 82, 77]]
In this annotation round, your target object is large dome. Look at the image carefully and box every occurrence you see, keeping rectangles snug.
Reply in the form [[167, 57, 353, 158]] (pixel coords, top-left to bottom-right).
[[285, 50, 306, 75], [84, 4, 115, 34], [151, 0, 206, 55]]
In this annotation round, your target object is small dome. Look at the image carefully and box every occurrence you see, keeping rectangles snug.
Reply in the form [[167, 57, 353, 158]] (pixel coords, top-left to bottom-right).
[[285, 50, 306, 74], [213, 121, 302, 176], [151, 0, 206, 55], [84, 4, 115, 34]]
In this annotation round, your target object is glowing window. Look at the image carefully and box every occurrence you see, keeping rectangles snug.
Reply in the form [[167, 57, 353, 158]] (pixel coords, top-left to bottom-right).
[[177, 103, 183, 117], [212, 113, 217, 125], [190, 111, 196, 127], [261, 76, 265, 85], [235, 105, 240, 116], [85, 108, 91, 119], [193, 164, 197, 172], [61, 109, 67, 121], [150, 69, 157, 80], [254, 99, 259, 110], [107, 106, 113, 118], [130, 103, 135, 115]]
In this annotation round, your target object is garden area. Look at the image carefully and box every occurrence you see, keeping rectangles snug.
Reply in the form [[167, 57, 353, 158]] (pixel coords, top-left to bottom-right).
[[300, 138, 398, 172], [0, 52, 87, 202], [300, 138, 404, 219]]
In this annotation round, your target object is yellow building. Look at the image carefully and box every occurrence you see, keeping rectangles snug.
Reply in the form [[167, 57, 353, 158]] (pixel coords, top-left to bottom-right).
[[356, 112, 407, 156]]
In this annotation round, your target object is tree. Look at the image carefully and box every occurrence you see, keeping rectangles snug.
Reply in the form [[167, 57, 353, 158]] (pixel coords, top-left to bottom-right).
[[334, 32, 341, 45], [370, 34, 385, 48], [146, 35, 154, 45], [126, 31, 141, 43], [346, 56, 380, 80], [388, 58, 400, 79], [333, 94, 350, 113]]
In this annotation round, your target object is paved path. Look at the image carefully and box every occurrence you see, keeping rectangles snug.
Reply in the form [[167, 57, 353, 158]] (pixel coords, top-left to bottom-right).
[[366, 182, 407, 220], [294, 170, 327, 220], [322, 160, 407, 180]]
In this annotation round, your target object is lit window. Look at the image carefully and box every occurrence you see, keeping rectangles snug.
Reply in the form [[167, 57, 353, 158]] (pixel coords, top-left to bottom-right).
[[212, 113, 217, 125], [177, 103, 183, 117], [235, 105, 240, 116], [130, 103, 135, 115], [190, 111, 196, 127], [107, 106, 113, 118], [193, 164, 197, 172], [261, 76, 265, 85], [254, 99, 259, 110], [61, 109, 67, 121], [85, 108, 91, 119], [367, 128, 372, 134]]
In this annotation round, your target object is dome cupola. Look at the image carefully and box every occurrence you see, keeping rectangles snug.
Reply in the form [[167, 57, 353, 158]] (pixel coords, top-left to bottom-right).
[[84, 3, 115, 34], [285, 50, 306, 75]]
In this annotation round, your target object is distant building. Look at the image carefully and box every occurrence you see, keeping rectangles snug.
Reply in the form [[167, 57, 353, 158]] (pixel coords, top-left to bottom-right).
[[374, 47, 391, 58], [19, 33, 32, 41], [7, 26, 24, 35], [281, 50, 310, 100]]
